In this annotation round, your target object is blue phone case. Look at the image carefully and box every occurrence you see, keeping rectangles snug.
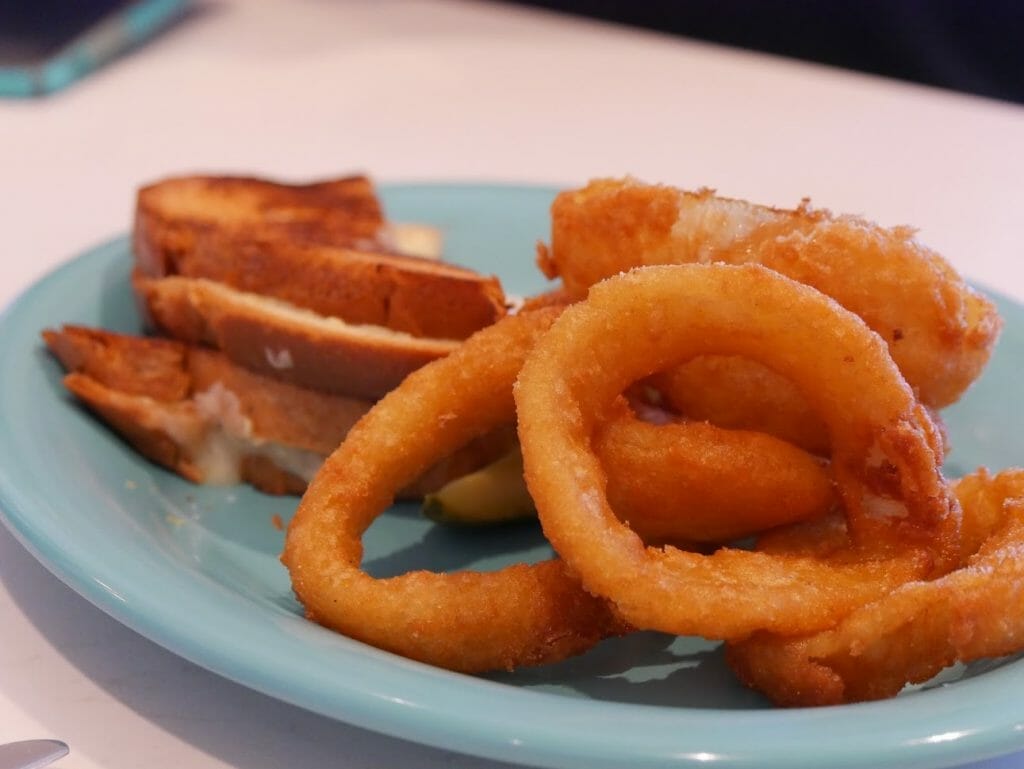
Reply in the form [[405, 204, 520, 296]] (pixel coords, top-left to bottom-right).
[[0, 0, 188, 98]]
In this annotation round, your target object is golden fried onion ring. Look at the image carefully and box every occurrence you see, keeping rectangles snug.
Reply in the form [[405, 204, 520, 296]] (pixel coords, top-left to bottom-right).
[[282, 309, 626, 673], [539, 178, 1001, 409], [597, 399, 836, 544], [727, 469, 1024, 705], [515, 263, 960, 640], [524, 284, 834, 455], [646, 357, 830, 455]]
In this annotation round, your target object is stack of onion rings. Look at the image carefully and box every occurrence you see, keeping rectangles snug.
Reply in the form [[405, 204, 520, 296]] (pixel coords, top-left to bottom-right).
[[283, 184, 1023, 707], [514, 264, 959, 640], [283, 308, 628, 673], [281, 297, 845, 670]]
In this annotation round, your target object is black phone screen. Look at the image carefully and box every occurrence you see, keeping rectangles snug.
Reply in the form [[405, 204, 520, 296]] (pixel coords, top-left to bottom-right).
[[0, 1, 136, 65]]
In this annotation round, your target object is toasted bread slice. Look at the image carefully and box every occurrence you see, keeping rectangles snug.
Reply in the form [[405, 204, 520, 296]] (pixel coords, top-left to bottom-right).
[[139, 229, 506, 341], [134, 174, 506, 339], [136, 174, 441, 262], [137, 174, 443, 264], [133, 174, 508, 396], [134, 175, 383, 274], [44, 326, 515, 497], [133, 272, 462, 400]]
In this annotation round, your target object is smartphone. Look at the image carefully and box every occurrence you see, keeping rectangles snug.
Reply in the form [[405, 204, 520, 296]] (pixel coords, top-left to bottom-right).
[[0, 0, 188, 97]]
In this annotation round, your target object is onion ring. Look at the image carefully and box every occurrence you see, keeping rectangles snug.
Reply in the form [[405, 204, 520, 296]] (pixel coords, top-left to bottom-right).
[[282, 308, 626, 673], [597, 398, 837, 544], [523, 285, 833, 454], [645, 357, 829, 455], [514, 263, 959, 640], [726, 469, 1024, 705], [424, 395, 837, 544], [539, 178, 1001, 408]]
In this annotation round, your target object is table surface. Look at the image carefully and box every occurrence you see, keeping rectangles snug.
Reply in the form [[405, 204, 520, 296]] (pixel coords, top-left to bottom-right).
[[2, 1, 1024, 767]]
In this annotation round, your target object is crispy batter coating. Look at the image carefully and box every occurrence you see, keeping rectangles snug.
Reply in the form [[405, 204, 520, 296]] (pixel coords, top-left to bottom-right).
[[597, 399, 837, 543], [541, 178, 1001, 408], [727, 469, 1024, 705], [522, 282, 833, 454], [282, 309, 627, 673], [646, 358, 829, 455], [515, 264, 960, 640]]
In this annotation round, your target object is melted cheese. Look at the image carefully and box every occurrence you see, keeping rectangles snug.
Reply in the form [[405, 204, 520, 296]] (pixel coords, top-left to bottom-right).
[[160, 382, 327, 485]]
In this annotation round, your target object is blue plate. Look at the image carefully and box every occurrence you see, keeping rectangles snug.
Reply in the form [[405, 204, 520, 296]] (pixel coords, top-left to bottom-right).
[[2, 183, 1023, 769]]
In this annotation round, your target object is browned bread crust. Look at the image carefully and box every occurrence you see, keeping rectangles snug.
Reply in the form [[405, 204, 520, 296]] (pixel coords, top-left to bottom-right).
[[133, 174, 508, 341], [43, 323, 191, 400], [143, 229, 507, 340], [134, 174, 384, 276], [133, 272, 460, 400], [43, 325, 514, 497]]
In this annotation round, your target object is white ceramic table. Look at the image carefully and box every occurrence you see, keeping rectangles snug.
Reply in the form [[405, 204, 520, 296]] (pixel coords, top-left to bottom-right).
[[2, 1, 1024, 767]]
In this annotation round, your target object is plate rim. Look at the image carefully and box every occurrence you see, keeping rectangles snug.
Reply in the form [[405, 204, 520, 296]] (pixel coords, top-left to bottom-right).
[[2, 182, 1024, 769]]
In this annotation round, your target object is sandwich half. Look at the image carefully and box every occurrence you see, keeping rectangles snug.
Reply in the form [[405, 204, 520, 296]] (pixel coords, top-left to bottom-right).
[[44, 325, 515, 497], [133, 174, 509, 398]]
